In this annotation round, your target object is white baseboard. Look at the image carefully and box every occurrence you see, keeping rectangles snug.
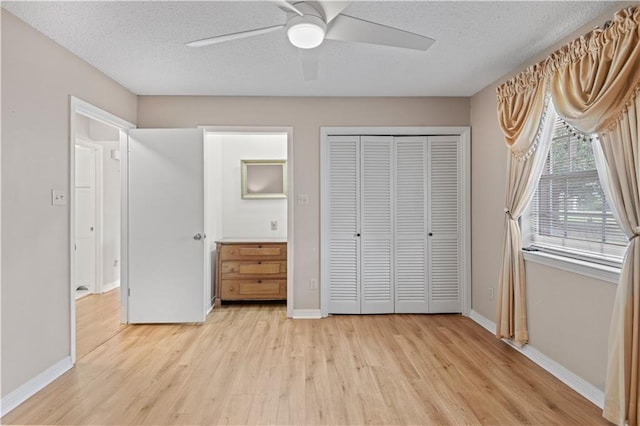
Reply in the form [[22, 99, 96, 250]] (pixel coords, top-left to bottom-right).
[[469, 310, 604, 409], [292, 309, 322, 319], [101, 279, 120, 293], [1, 356, 73, 416]]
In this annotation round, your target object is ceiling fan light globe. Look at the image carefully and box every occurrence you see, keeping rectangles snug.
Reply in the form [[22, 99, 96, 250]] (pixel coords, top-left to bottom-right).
[[286, 16, 326, 49]]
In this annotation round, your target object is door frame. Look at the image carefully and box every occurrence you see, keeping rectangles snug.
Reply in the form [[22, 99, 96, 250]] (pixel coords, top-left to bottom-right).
[[74, 138, 103, 295], [69, 97, 135, 364], [320, 126, 471, 318], [201, 126, 294, 318]]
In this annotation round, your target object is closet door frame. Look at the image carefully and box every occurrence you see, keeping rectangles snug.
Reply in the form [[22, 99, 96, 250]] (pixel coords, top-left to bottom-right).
[[320, 126, 471, 318]]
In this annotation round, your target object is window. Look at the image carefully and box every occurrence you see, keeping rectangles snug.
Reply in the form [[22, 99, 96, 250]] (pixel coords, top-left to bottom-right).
[[524, 116, 627, 266]]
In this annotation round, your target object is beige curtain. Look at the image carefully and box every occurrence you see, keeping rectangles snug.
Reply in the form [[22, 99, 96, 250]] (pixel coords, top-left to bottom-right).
[[495, 68, 556, 346], [546, 6, 639, 425], [601, 96, 640, 425]]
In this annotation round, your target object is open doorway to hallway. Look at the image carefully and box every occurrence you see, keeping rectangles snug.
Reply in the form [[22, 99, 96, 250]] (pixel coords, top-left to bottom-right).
[[70, 98, 135, 361], [73, 113, 124, 359]]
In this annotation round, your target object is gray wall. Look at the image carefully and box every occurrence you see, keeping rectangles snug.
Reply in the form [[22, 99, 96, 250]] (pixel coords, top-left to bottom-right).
[[1, 9, 137, 398]]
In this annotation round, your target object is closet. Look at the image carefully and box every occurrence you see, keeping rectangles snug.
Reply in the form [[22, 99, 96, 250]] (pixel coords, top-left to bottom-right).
[[322, 132, 468, 315]]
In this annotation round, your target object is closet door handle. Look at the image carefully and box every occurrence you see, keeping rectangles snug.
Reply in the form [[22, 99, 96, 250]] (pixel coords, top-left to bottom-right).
[[428, 233, 433, 236]]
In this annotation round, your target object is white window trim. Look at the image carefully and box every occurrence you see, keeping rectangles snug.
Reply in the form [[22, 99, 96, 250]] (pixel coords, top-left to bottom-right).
[[522, 249, 620, 284]]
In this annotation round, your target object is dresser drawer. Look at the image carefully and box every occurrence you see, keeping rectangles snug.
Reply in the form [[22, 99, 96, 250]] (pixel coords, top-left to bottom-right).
[[220, 243, 286, 261], [220, 260, 286, 278], [220, 279, 287, 300]]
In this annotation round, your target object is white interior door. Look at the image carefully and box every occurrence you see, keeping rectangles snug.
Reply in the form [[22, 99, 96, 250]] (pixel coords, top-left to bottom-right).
[[360, 136, 394, 314], [128, 128, 206, 323], [326, 136, 361, 314], [75, 144, 96, 294], [428, 136, 462, 313], [394, 137, 429, 313]]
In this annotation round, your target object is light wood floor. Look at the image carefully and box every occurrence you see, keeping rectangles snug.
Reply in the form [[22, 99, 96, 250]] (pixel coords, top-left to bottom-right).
[[76, 288, 126, 360], [4, 302, 607, 425]]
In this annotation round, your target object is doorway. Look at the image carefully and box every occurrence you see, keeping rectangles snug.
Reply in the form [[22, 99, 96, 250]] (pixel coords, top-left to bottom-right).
[[70, 97, 135, 363], [204, 127, 294, 317]]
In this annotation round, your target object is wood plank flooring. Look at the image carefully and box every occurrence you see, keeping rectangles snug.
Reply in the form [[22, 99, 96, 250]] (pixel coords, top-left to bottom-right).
[[3, 303, 607, 425], [75, 288, 127, 360]]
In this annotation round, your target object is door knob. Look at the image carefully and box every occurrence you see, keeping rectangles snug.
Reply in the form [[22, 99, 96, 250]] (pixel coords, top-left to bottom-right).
[[193, 233, 203, 240]]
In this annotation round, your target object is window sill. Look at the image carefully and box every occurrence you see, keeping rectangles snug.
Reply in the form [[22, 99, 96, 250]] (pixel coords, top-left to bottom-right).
[[522, 250, 620, 284]]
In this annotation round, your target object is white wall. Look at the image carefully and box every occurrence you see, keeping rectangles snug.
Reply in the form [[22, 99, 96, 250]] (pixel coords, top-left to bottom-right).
[[205, 135, 222, 307], [213, 133, 287, 240], [1, 9, 137, 399]]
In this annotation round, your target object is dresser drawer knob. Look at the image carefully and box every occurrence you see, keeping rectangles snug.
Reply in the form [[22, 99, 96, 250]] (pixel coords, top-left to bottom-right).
[[258, 261, 262, 264], [258, 280, 262, 283], [258, 245, 262, 248]]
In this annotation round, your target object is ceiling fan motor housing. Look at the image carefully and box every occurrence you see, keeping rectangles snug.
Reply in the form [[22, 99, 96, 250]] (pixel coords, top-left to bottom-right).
[[286, 3, 328, 49]]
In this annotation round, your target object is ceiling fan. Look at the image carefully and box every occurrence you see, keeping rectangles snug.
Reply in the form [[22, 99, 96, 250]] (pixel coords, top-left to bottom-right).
[[186, 1, 435, 80]]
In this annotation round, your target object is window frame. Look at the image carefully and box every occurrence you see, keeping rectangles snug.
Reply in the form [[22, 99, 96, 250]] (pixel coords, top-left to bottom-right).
[[521, 116, 625, 282]]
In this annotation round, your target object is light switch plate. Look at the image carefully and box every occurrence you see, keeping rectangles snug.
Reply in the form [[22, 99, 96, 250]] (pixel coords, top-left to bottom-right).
[[297, 194, 309, 205], [52, 189, 67, 206]]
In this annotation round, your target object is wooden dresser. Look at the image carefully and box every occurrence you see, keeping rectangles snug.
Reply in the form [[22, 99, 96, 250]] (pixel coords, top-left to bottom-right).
[[215, 241, 287, 305]]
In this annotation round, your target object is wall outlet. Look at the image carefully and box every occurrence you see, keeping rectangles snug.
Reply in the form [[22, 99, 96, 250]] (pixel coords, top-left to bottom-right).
[[270, 220, 278, 231], [51, 189, 66, 206], [489, 287, 494, 301], [309, 278, 318, 290]]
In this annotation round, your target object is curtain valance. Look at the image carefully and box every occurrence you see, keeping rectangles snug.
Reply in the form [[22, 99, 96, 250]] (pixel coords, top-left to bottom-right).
[[497, 6, 639, 141], [549, 6, 640, 133], [497, 65, 549, 159]]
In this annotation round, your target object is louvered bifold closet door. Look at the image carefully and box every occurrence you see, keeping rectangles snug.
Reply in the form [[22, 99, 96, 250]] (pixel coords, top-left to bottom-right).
[[360, 136, 394, 314], [394, 137, 429, 313], [327, 136, 361, 314], [428, 136, 462, 313]]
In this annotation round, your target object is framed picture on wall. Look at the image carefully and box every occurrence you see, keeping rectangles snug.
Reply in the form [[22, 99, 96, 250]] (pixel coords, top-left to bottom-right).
[[241, 159, 287, 199]]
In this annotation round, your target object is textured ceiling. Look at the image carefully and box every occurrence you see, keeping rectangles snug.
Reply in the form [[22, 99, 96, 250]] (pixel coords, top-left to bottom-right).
[[2, 1, 626, 97]]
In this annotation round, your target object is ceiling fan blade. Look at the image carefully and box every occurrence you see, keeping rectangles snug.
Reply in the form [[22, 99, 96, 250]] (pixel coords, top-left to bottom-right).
[[270, 0, 304, 16], [309, 1, 350, 23], [299, 48, 319, 81], [186, 24, 285, 47], [325, 14, 435, 51]]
